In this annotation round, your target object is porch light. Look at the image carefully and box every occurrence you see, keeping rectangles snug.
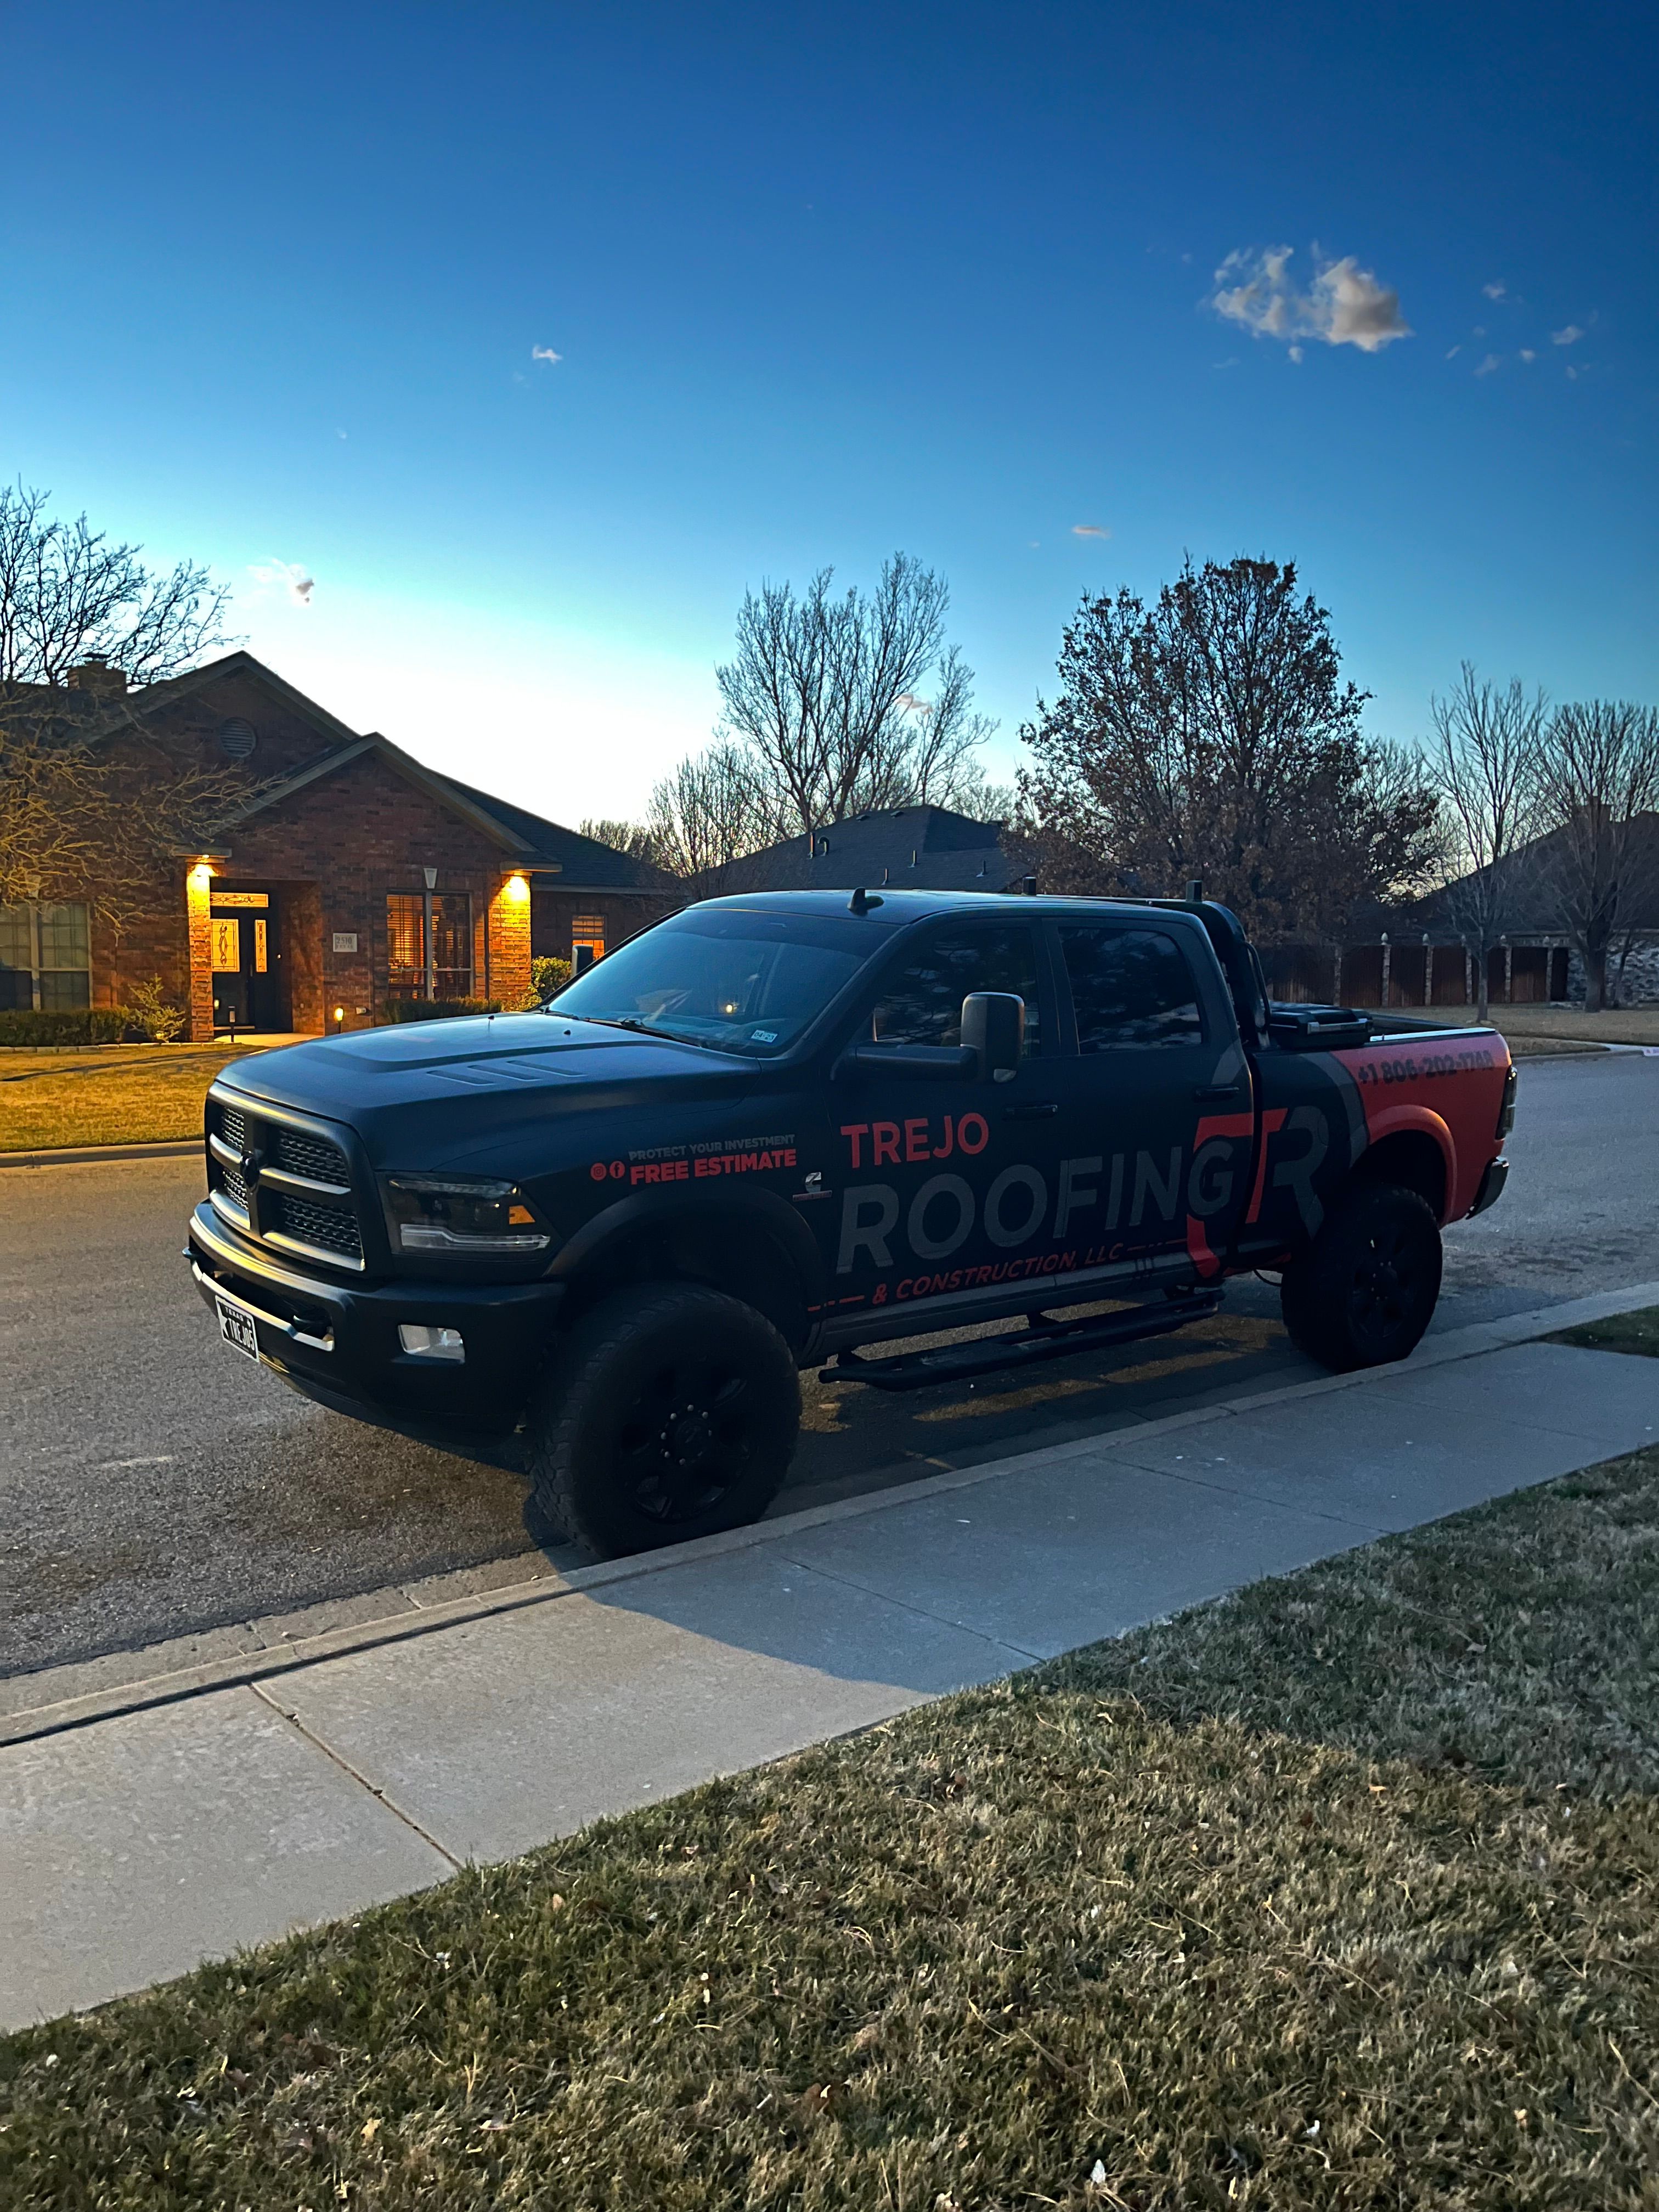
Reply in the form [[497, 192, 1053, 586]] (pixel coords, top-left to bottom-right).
[[189, 862, 216, 887], [504, 872, 531, 903]]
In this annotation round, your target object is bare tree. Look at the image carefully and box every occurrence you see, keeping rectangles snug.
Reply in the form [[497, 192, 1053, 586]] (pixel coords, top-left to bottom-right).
[[645, 743, 775, 885], [0, 484, 244, 930], [577, 816, 675, 873], [0, 715, 250, 927], [712, 554, 995, 837], [1533, 699, 1659, 1011], [0, 483, 231, 692], [1425, 664, 1548, 1020]]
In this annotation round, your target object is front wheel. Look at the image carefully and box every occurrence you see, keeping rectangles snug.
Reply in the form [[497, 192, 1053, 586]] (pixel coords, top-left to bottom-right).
[[1279, 1182, 1442, 1373], [525, 1284, 801, 1557]]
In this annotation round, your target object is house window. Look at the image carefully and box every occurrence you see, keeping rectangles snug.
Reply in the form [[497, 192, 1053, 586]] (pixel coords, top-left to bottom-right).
[[571, 912, 606, 973], [0, 901, 92, 1011], [386, 891, 474, 1000]]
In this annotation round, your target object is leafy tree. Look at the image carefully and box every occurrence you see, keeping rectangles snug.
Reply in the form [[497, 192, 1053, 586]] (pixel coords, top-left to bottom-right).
[[1017, 555, 1443, 939]]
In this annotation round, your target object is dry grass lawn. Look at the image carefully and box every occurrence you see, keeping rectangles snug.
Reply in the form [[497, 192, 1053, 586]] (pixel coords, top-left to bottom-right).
[[4, 1443, 1657, 2210], [1400, 1003, 1659, 1049], [0, 1046, 253, 1151]]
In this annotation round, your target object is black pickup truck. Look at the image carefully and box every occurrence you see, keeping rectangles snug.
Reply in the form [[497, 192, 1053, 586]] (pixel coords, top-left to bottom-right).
[[188, 889, 1515, 1555]]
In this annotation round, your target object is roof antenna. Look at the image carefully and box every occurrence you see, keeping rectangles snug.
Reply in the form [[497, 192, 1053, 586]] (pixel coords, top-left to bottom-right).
[[848, 887, 884, 915], [1185, 877, 1204, 904]]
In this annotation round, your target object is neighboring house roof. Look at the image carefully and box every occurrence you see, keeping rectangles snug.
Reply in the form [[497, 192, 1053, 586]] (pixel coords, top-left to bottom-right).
[[94, 650, 676, 894], [1413, 813, 1659, 936], [713, 804, 1020, 895], [427, 773, 680, 892]]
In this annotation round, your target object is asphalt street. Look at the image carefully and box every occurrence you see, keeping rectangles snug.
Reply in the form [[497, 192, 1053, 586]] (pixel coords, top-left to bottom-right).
[[3, 1049, 1656, 1679]]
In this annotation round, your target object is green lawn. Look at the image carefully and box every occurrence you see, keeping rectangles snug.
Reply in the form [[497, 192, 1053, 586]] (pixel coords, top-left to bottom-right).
[[1550, 1306, 1659, 1361], [5, 1444, 1657, 2209], [0, 1047, 248, 1151]]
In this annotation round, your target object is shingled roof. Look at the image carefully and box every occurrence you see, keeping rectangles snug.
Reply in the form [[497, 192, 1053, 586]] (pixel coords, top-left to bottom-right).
[[713, 804, 1019, 895]]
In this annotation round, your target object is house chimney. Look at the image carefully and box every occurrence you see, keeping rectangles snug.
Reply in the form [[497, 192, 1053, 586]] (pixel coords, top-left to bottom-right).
[[67, 654, 128, 699]]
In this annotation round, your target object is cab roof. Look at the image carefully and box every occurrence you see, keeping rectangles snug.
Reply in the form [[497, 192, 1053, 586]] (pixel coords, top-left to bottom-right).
[[689, 887, 1192, 927]]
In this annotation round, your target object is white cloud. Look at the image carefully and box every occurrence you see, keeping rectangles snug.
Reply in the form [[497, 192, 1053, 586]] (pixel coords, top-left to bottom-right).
[[1482, 280, 1506, 300], [1446, 345, 1461, 359], [1071, 523, 1110, 538], [1474, 353, 1500, 377], [1552, 324, 1583, 346], [532, 345, 563, 364], [249, 559, 314, 606], [1210, 245, 1410, 354], [1520, 348, 1536, 363]]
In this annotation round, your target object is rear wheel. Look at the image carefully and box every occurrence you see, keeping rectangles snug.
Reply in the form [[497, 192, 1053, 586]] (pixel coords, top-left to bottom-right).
[[525, 1284, 800, 1557], [1280, 1181, 1442, 1372]]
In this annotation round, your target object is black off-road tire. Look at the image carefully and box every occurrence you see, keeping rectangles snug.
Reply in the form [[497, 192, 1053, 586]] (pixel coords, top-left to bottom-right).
[[525, 1284, 801, 1558], [1279, 1181, 1442, 1373]]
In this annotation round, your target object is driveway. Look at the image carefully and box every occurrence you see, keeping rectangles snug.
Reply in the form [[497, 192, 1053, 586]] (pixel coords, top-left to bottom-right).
[[3, 1050, 1654, 1679]]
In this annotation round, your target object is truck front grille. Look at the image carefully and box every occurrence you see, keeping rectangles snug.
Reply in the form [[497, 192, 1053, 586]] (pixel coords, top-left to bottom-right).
[[271, 1126, 349, 1187], [267, 1189, 363, 1263], [206, 1093, 365, 1270]]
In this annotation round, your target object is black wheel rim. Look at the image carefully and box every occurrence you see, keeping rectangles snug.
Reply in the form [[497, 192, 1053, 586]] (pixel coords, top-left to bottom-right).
[[612, 1353, 758, 1525], [1347, 1220, 1431, 1355]]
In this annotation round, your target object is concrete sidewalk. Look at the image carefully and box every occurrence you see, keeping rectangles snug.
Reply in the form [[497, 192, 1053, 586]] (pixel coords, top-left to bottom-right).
[[4, 1284, 1656, 2030]]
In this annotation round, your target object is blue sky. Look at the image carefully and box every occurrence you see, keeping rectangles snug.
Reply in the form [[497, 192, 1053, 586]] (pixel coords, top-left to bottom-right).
[[2, 1, 1653, 824]]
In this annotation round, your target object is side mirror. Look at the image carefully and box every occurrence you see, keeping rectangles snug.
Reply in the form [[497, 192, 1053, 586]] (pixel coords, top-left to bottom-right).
[[961, 991, 1024, 1081]]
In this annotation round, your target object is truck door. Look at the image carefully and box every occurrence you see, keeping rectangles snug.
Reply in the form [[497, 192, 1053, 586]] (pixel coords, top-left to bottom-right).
[[1043, 919, 1252, 1279], [822, 919, 1061, 1317]]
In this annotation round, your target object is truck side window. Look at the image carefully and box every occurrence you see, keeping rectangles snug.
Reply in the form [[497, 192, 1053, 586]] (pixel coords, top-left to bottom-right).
[[1059, 926, 1205, 1049], [870, 926, 1043, 1056]]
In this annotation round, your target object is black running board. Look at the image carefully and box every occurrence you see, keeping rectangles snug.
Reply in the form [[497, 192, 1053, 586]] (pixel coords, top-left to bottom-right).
[[818, 1289, 1224, 1392]]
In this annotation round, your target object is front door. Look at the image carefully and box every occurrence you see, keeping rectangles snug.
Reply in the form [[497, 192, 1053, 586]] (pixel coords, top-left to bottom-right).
[[819, 917, 1072, 1322], [1042, 918, 1252, 1280], [209, 892, 286, 1031]]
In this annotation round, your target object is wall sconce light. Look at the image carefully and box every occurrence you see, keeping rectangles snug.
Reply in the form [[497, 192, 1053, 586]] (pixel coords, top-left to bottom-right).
[[504, 872, 531, 904], [189, 862, 216, 888], [423, 866, 438, 891]]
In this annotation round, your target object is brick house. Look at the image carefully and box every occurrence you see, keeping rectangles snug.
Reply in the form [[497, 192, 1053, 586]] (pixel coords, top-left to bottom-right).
[[0, 651, 683, 1041]]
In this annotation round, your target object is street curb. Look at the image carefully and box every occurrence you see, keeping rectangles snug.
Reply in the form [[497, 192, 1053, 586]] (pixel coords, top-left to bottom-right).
[[0, 1141, 201, 1169], [5, 1277, 1656, 1751]]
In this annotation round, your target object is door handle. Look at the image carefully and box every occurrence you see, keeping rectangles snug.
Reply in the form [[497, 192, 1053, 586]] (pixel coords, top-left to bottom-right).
[[1193, 1084, 1246, 1103], [1003, 1101, 1059, 1120]]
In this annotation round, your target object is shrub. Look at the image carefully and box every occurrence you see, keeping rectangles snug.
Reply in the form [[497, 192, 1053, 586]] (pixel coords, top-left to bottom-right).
[[125, 976, 189, 1043], [0, 1008, 133, 1047], [383, 996, 504, 1024], [529, 955, 573, 1005]]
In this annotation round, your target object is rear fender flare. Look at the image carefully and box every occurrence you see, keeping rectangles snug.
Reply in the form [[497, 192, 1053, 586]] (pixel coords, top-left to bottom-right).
[[1359, 1104, 1458, 1224]]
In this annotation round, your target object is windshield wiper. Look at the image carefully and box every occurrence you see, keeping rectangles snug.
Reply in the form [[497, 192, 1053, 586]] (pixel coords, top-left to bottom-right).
[[567, 1014, 687, 1043]]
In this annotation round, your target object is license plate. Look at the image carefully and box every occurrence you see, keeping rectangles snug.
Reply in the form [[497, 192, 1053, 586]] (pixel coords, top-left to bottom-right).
[[216, 1294, 260, 1362]]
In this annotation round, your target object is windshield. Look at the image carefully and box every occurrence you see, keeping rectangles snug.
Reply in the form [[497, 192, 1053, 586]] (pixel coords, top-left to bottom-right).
[[548, 909, 876, 1055]]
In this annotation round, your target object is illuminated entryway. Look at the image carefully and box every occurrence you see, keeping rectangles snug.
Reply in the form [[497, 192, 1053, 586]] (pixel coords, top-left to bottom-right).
[[208, 887, 288, 1031]]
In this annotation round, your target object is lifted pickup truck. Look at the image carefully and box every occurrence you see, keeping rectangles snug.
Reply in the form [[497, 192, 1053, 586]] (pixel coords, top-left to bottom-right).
[[188, 890, 1515, 1555]]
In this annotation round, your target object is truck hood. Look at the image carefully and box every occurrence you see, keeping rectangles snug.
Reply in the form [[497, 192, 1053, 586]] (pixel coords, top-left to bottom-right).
[[215, 1013, 757, 1172]]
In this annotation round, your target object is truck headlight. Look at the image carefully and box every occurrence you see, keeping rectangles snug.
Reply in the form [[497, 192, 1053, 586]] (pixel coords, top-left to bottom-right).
[[385, 1175, 551, 1252]]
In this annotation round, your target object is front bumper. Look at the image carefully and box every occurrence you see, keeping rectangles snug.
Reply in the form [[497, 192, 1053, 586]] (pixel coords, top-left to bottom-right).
[[1468, 1155, 1509, 1217], [187, 1200, 566, 1427]]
